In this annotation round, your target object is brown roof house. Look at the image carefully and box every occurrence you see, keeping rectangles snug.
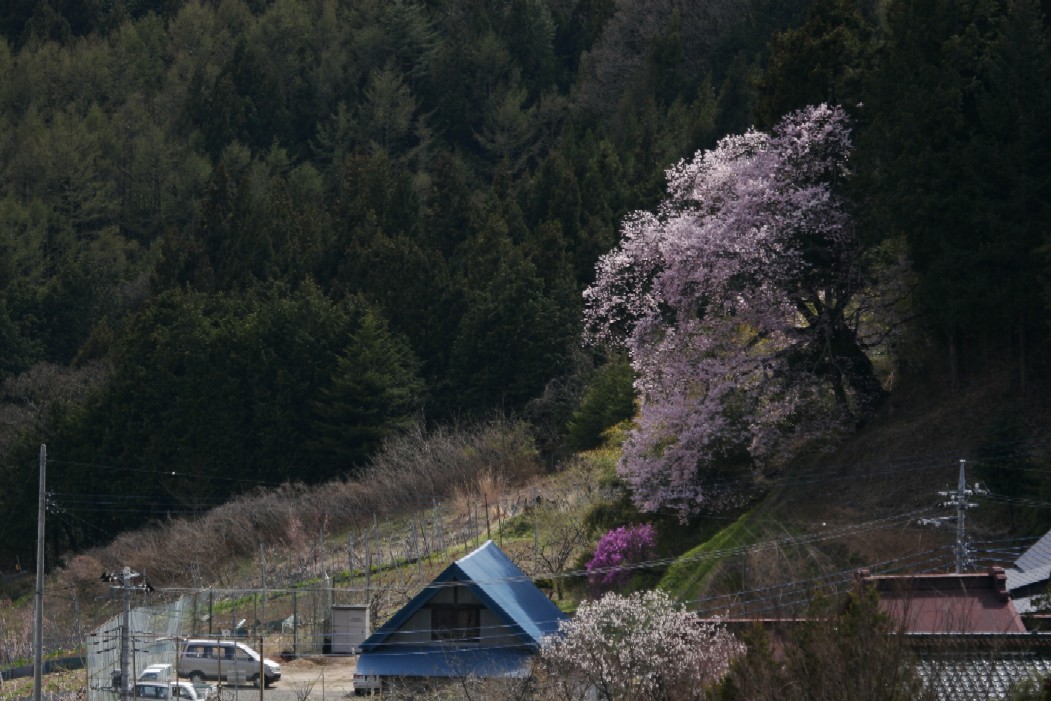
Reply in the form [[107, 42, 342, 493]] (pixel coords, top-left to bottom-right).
[[855, 567, 1026, 634], [856, 568, 1051, 700]]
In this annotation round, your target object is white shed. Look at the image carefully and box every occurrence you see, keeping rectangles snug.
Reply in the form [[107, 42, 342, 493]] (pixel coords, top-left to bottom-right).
[[330, 605, 370, 654]]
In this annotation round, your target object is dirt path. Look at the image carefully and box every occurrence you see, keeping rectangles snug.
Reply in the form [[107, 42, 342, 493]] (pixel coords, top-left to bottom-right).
[[274, 656, 359, 695]]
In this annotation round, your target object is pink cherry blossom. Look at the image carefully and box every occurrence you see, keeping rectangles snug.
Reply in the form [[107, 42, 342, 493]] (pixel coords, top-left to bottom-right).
[[584, 104, 885, 519]]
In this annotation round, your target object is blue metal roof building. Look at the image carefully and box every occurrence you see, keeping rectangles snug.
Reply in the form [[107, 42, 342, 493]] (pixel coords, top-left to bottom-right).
[[355, 540, 568, 679], [1007, 529, 1051, 614]]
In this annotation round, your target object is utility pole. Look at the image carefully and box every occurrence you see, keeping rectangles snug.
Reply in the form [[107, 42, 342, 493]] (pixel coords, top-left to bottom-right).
[[363, 534, 371, 610], [258, 636, 265, 701], [919, 459, 984, 572], [259, 542, 266, 638], [101, 567, 153, 701], [120, 569, 134, 701], [945, 459, 982, 573], [33, 444, 46, 701]]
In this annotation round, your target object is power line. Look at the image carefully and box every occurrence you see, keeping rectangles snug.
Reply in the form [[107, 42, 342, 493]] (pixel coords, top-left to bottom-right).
[[13, 441, 1049, 535], [77, 539, 1029, 660]]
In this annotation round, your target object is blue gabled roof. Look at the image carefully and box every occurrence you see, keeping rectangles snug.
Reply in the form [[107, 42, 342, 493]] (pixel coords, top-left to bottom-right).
[[359, 540, 567, 655], [454, 539, 568, 645]]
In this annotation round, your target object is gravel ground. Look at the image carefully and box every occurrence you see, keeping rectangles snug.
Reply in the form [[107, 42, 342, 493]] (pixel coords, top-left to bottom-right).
[[0, 657, 363, 701], [229, 656, 360, 701]]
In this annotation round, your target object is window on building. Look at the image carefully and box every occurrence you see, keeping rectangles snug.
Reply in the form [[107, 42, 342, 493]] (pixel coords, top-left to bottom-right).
[[431, 605, 481, 641], [430, 587, 482, 642]]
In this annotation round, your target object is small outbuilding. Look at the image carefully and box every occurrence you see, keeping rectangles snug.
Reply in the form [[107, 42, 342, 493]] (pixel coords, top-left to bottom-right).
[[354, 540, 567, 681], [330, 605, 370, 654]]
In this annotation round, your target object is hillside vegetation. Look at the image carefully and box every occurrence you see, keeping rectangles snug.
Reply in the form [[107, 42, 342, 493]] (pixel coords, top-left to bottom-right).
[[4, 355, 1048, 694], [2, 0, 1051, 675]]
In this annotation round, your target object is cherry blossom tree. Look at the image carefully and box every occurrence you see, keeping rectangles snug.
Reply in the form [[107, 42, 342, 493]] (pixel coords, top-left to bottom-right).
[[537, 589, 741, 701], [584, 104, 887, 517]]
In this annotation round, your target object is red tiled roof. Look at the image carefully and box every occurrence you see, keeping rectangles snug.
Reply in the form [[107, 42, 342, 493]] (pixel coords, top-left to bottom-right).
[[856, 567, 1026, 634]]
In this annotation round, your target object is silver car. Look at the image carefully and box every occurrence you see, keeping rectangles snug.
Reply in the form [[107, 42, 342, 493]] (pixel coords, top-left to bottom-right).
[[178, 640, 280, 687]]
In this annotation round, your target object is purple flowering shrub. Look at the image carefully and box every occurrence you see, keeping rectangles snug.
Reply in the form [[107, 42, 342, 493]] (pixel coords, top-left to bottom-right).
[[586, 523, 656, 592]]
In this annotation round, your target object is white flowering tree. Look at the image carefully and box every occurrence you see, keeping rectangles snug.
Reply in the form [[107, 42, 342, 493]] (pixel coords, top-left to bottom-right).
[[536, 589, 742, 701], [583, 104, 887, 518]]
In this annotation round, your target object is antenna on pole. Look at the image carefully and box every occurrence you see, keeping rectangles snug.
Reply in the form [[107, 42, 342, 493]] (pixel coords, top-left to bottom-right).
[[918, 459, 984, 572]]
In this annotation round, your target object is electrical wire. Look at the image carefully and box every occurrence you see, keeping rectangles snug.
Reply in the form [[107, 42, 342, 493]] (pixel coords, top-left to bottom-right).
[[24, 447, 1051, 656], [16, 441, 1046, 529]]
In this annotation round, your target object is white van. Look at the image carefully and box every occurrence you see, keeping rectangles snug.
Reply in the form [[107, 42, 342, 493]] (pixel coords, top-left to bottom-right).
[[178, 640, 281, 687]]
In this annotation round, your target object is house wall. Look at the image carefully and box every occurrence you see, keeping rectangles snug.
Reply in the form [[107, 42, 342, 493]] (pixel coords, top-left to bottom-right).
[[429, 585, 480, 606], [389, 608, 433, 644], [385, 586, 523, 648], [480, 608, 521, 647]]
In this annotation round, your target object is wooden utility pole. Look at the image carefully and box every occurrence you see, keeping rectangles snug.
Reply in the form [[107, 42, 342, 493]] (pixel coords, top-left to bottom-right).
[[33, 444, 46, 701], [258, 637, 265, 701], [347, 533, 354, 576], [363, 535, 371, 609], [484, 493, 491, 542]]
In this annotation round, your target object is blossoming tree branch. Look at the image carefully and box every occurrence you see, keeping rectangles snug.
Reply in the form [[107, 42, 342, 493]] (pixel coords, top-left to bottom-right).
[[584, 104, 891, 519]]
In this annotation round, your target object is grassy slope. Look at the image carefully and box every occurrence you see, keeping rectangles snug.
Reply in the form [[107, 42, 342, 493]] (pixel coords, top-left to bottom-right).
[[657, 362, 1051, 610], [661, 509, 763, 602]]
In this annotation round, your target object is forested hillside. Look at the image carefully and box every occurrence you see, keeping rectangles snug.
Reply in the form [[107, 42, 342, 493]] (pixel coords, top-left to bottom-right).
[[1, 0, 1049, 570]]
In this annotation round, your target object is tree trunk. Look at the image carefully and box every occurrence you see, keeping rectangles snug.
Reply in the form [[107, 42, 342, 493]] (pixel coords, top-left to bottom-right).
[[828, 316, 886, 419]]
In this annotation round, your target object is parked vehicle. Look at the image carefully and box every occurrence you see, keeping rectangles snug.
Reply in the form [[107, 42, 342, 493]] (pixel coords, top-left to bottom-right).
[[132, 680, 212, 701], [178, 640, 280, 687], [352, 673, 382, 696], [137, 664, 173, 681]]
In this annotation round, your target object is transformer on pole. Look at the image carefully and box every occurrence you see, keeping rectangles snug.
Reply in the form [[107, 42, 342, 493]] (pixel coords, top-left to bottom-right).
[[101, 567, 154, 701], [918, 459, 985, 572]]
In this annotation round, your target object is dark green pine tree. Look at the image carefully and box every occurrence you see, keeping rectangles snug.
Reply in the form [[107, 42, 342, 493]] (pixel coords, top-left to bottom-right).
[[754, 0, 875, 128], [713, 54, 757, 145], [528, 152, 584, 276], [565, 355, 635, 451], [217, 171, 275, 290], [858, 0, 1051, 385], [0, 295, 39, 378], [310, 309, 424, 471], [420, 149, 475, 260], [449, 209, 576, 414], [155, 160, 234, 292], [972, 0, 1051, 389]]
